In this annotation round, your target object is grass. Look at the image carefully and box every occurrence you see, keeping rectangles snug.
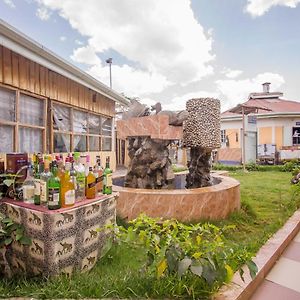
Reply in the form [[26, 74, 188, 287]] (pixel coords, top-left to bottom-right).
[[1, 171, 299, 299]]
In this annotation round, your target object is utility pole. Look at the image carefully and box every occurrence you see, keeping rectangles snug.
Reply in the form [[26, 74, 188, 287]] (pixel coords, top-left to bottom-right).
[[105, 58, 112, 89]]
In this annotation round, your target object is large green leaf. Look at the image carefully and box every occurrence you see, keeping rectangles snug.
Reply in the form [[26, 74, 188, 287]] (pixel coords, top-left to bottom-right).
[[19, 236, 31, 245], [190, 261, 203, 277], [4, 237, 12, 245], [178, 257, 191, 277], [202, 264, 217, 285], [246, 260, 258, 279]]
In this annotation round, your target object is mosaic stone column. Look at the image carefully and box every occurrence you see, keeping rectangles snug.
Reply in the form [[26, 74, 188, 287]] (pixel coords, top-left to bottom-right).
[[183, 98, 221, 188]]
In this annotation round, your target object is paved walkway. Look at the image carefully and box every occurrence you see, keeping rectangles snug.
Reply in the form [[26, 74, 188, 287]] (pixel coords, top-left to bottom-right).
[[251, 230, 300, 300]]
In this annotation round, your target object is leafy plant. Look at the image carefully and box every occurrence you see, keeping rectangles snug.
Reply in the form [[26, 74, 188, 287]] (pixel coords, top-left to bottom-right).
[[0, 212, 31, 277], [103, 214, 257, 288]]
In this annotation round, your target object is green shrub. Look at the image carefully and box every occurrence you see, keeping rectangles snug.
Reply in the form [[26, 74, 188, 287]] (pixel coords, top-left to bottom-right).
[[172, 164, 188, 173], [103, 214, 257, 292], [212, 163, 242, 172]]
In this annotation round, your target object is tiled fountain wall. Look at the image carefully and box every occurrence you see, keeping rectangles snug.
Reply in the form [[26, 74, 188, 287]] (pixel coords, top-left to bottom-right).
[[0, 195, 116, 276]]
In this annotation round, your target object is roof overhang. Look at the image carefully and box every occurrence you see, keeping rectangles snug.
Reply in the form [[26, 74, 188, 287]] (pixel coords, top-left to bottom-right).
[[0, 19, 130, 107], [221, 111, 300, 121], [229, 103, 272, 115]]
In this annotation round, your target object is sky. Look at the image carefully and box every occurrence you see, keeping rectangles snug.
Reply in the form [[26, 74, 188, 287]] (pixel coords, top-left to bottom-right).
[[1, 0, 300, 112]]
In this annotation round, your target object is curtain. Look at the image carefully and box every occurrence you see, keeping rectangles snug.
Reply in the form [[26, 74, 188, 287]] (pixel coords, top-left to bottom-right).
[[19, 94, 44, 126], [102, 118, 112, 136], [0, 125, 13, 152], [19, 127, 42, 153], [0, 88, 15, 122]]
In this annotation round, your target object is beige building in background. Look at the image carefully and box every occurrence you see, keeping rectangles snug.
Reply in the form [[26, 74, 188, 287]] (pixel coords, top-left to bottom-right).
[[219, 83, 300, 164]]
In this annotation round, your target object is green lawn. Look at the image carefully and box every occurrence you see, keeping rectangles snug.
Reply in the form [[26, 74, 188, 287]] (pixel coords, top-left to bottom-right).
[[0, 171, 299, 299]]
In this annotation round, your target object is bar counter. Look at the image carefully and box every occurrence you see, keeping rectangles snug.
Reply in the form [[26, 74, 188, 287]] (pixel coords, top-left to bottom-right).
[[0, 193, 117, 276]]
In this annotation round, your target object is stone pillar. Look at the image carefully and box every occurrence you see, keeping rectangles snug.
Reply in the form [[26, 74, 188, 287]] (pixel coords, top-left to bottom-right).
[[183, 98, 221, 188]]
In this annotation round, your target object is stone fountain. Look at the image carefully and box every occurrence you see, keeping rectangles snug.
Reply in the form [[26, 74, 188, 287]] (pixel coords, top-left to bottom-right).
[[115, 98, 240, 222]]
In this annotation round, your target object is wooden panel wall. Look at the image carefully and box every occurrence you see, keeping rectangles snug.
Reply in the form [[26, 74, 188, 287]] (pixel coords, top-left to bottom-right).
[[0, 45, 115, 116]]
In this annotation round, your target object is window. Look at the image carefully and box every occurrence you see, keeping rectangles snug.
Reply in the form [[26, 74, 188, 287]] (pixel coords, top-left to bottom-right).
[[18, 94, 45, 153], [0, 125, 14, 152], [52, 102, 112, 152], [0, 87, 46, 153], [0, 88, 15, 122], [221, 130, 226, 143], [102, 117, 112, 151], [19, 127, 43, 153], [293, 127, 300, 145], [54, 133, 71, 153]]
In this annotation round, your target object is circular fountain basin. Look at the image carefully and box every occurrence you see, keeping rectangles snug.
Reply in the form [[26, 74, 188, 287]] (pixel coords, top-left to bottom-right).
[[113, 172, 240, 222]]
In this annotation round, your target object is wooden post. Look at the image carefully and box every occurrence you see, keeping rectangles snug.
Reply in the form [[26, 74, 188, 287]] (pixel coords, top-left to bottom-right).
[[242, 106, 246, 172]]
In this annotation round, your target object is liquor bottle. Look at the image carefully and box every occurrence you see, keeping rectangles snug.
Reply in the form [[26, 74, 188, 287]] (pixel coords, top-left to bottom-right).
[[103, 156, 112, 195], [61, 160, 76, 208], [34, 157, 43, 205], [86, 166, 96, 199], [22, 160, 35, 204], [40, 157, 52, 205], [73, 152, 86, 200], [48, 161, 61, 210], [94, 156, 103, 194]]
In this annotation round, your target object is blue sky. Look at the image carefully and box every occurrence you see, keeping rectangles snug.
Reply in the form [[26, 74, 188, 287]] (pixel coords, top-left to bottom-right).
[[1, 0, 300, 111]]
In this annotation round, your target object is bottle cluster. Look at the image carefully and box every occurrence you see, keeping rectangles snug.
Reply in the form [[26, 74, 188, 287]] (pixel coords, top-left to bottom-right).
[[22, 153, 113, 210]]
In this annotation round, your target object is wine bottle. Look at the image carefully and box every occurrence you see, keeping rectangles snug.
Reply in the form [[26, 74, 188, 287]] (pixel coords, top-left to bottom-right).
[[23, 160, 35, 204], [34, 157, 42, 205], [40, 157, 51, 205], [103, 156, 112, 195], [73, 152, 86, 200], [48, 161, 61, 210]]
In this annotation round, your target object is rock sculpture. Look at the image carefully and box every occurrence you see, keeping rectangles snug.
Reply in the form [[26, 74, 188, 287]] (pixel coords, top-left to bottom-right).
[[183, 98, 221, 188], [124, 137, 174, 189]]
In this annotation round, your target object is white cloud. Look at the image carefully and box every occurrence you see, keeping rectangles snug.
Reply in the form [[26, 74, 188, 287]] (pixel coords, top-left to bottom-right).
[[3, 0, 15, 8], [71, 45, 101, 65], [222, 68, 243, 79], [59, 36, 66, 42], [216, 72, 285, 111], [35, 0, 214, 90], [246, 0, 300, 17], [36, 6, 51, 20], [88, 63, 170, 96], [163, 90, 220, 111], [75, 39, 83, 45]]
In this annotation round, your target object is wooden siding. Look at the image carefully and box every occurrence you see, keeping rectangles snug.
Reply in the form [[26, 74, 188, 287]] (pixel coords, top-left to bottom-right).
[[0, 45, 115, 116]]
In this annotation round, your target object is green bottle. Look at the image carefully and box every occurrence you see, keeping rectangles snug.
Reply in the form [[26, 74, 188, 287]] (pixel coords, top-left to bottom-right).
[[34, 159, 42, 205], [48, 161, 61, 210], [103, 157, 112, 195]]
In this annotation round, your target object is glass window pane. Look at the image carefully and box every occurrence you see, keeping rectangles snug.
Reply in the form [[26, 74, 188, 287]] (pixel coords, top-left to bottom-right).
[[102, 117, 112, 136], [88, 114, 101, 134], [54, 133, 71, 153], [0, 88, 15, 122], [19, 127, 42, 153], [0, 125, 14, 152], [19, 94, 44, 126], [74, 135, 86, 152], [89, 136, 100, 151], [73, 110, 87, 133], [53, 104, 71, 131], [102, 137, 112, 151]]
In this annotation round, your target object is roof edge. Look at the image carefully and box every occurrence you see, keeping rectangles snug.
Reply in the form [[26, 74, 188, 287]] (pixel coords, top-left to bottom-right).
[[0, 19, 130, 107]]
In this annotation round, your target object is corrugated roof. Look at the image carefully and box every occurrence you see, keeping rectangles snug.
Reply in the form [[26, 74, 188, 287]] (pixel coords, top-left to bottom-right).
[[222, 98, 300, 117]]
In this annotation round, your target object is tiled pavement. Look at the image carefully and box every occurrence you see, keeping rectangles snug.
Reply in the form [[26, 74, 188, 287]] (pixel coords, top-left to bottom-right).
[[251, 230, 300, 300]]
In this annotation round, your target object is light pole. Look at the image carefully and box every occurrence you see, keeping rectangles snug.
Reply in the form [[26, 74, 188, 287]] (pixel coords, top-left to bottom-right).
[[106, 58, 112, 89]]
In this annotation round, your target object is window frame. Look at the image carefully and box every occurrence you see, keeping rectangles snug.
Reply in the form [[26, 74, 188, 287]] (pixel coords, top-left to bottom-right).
[[0, 84, 47, 153], [51, 100, 113, 153]]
